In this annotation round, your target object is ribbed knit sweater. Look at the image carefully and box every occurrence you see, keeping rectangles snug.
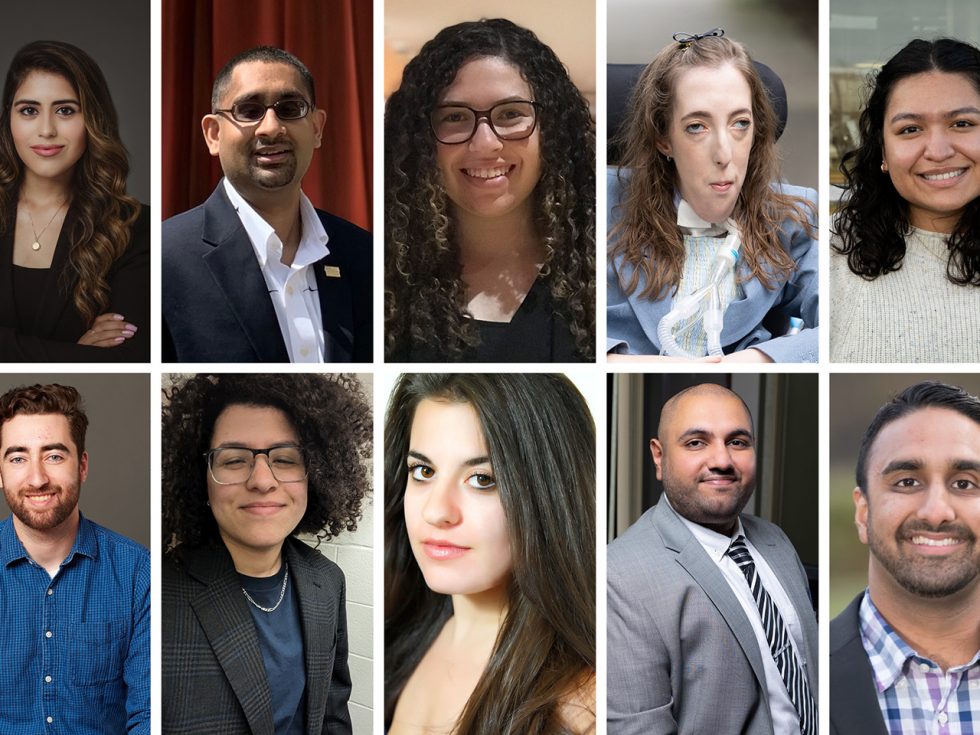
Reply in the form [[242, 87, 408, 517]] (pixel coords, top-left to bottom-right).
[[830, 228, 980, 362]]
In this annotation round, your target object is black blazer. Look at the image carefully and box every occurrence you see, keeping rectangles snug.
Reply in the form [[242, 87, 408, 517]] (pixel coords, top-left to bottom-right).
[[0, 203, 150, 362], [162, 183, 372, 363], [829, 594, 888, 735], [162, 538, 353, 735]]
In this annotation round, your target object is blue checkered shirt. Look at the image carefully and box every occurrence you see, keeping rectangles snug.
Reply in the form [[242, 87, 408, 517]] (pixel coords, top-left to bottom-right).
[[860, 590, 980, 735], [0, 514, 149, 734]]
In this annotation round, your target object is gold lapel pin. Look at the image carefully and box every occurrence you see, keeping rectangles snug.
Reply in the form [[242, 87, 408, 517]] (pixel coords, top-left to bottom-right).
[[323, 265, 341, 278]]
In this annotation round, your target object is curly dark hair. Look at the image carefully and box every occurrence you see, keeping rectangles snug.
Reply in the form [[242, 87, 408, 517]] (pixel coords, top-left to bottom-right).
[[162, 373, 372, 550], [384, 18, 596, 360], [834, 38, 980, 284], [0, 41, 141, 327]]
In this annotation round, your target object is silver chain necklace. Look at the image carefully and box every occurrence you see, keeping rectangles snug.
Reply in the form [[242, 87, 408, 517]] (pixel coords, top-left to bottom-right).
[[241, 567, 289, 613]]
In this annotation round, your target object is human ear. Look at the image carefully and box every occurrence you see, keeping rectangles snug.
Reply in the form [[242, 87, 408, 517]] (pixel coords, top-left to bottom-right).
[[311, 108, 327, 149], [650, 439, 665, 480], [853, 486, 869, 545], [201, 115, 222, 157]]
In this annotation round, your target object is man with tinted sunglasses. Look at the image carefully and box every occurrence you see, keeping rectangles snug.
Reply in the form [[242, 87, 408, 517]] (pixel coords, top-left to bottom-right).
[[163, 46, 372, 363]]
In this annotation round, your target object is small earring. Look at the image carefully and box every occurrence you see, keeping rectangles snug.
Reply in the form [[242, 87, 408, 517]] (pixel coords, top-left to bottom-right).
[[880, 161, 888, 173], [206, 500, 211, 507], [665, 153, 672, 162]]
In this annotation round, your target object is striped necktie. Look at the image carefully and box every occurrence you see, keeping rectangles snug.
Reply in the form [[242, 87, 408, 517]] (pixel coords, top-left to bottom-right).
[[727, 535, 817, 735]]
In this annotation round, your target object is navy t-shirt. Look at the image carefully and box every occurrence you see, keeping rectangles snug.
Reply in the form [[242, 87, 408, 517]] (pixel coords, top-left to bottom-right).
[[240, 563, 306, 735]]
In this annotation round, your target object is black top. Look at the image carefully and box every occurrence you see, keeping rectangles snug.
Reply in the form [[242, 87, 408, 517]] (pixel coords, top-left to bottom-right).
[[240, 563, 306, 735], [0, 203, 150, 362], [392, 277, 584, 363], [12, 264, 54, 327]]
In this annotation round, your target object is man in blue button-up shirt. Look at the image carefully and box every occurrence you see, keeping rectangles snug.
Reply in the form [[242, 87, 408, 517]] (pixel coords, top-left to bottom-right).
[[0, 384, 149, 734]]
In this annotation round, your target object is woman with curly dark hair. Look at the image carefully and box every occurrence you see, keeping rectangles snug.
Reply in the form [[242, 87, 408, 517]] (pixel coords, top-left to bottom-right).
[[385, 373, 595, 734], [831, 38, 980, 362], [608, 32, 817, 363], [162, 373, 372, 735], [0, 40, 148, 361], [385, 19, 595, 362]]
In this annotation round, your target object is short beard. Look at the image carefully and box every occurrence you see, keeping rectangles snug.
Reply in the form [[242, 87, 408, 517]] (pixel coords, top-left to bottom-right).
[[868, 516, 979, 598], [4, 481, 80, 532]]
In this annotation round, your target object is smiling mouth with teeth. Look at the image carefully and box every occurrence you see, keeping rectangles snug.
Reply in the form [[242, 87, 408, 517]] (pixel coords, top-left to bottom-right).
[[464, 166, 512, 179], [910, 535, 964, 546], [921, 169, 966, 181]]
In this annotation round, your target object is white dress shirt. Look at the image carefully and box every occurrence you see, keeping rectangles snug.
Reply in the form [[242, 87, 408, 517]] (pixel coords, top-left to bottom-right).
[[671, 499, 807, 735], [223, 178, 329, 362]]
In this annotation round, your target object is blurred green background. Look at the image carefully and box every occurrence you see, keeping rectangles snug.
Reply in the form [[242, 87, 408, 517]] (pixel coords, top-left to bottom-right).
[[830, 373, 980, 617]]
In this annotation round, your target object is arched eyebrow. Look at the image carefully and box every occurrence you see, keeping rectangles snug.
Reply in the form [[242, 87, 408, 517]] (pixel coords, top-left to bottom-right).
[[679, 108, 751, 121], [3, 442, 71, 458], [407, 450, 491, 467], [889, 107, 980, 124], [676, 427, 753, 442], [14, 97, 80, 106]]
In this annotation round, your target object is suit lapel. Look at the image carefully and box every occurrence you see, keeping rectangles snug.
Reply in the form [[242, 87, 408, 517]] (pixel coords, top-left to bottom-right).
[[185, 547, 275, 735], [313, 252, 354, 360], [654, 503, 771, 696], [285, 542, 329, 735], [200, 185, 290, 362], [830, 596, 889, 735]]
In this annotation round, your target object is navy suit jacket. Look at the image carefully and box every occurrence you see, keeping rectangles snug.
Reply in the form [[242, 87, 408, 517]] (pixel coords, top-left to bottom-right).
[[162, 183, 372, 363], [829, 594, 888, 735]]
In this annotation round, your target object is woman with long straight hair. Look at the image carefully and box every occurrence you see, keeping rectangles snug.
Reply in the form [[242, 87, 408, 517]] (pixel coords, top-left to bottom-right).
[[384, 373, 596, 734], [0, 40, 147, 361]]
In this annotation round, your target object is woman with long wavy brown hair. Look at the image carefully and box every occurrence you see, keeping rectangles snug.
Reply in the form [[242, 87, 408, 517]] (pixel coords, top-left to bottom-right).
[[0, 40, 147, 361], [385, 19, 595, 363], [608, 33, 817, 363], [385, 373, 596, 734]]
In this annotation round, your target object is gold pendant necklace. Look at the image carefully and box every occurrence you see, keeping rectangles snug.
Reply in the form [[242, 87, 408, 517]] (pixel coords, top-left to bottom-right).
[[25, 199, 68, 251]]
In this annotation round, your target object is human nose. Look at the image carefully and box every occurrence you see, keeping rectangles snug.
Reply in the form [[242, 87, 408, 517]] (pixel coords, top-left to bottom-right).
[[712, 129, 733, 167], [467, 117, 504, 153], [254, 107, 285, 138], [421, 480, 462, 527], [706, 441, 735, 471], [923, 128, 954, 161], [245, 453, 278, 493], [26, 459, 49, 487], [916, 483, 957, 526], [38, 110, 57, 138]]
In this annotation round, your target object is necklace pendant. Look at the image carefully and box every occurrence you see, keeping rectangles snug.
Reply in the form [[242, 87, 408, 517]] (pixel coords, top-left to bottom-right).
[[31, 241, 40, 251]]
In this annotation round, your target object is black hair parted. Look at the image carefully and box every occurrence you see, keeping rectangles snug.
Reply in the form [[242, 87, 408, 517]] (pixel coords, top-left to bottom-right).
[[211, 45, 317, 109], [384, 18, 596, 360], [834, 38, 980, 284], [162, 373, 371, 550], [856, 380, 980, 491]]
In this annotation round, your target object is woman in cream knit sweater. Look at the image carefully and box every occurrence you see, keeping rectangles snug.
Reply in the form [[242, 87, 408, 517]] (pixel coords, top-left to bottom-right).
[[832, 38, 980, 362]]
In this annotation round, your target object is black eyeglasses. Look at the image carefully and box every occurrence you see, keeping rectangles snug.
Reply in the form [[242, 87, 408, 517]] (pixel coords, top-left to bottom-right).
[[429, 101, 538, 144], [204, 445, 308, 485], [213, 99, 311, 124]]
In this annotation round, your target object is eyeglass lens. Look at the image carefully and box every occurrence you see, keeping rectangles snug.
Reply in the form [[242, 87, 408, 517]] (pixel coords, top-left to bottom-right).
[[431, 101, 536, 144], [230, 99, 309, 123], [209, 446, 307, 483]]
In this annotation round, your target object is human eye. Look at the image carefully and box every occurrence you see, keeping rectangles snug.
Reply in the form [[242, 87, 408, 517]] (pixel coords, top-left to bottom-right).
[[684, 439, 706, 449], [684, 122, 706, 134], [16, 105, 38, 117], [465, 472, 497, 490], [408, 463, 435, 482], [44, 452, 66, 464], [728, 438, 753, 449], [56, 105, 78, 117], [233, 102, 265, 122], [6, 455, 27, 465], [892, 477, 920, 490], [952, 478, 979, 491], [897, 124, 921, 136], [732, 118, 752, 131], [952, 118, 977, 129]]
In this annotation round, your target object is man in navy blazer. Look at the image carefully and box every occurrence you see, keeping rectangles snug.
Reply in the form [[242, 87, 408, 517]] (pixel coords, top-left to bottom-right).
[[163, 46, 371, 363], [830, 382, 980, 734]]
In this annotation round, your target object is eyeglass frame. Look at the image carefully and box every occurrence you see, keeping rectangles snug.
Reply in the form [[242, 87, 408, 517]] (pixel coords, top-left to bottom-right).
[[204, 445, 309, 485], [429, 100, 540, 145], [212, 98, 312, 125]]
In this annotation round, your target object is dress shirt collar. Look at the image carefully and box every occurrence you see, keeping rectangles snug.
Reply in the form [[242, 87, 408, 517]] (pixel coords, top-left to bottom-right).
[[859, 589, 980, 693], [222, 178, 330, 270], [665, 494, 745, 560], [0, 512, 97, 568]]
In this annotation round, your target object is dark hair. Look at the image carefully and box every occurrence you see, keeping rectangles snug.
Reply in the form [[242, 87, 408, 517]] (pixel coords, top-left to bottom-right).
[[211, 45, 317, 109], [0, 383, 88, 455], [0, 40, 141, 327], [834, 38, 980, 284], [611, 35, 813, 300], [162, 374, 371, 549], [856, 380, 980, 491], [384, 373, 595, 734], [384, 19, 596, 360]]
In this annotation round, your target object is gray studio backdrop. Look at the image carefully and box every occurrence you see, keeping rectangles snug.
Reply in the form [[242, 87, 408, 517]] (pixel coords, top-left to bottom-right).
[[0, 374, 149, 548], [0, 0, 150, 203]]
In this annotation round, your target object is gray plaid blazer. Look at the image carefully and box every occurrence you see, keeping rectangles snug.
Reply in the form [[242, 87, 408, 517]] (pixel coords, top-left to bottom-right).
[[607, 501, 818, 735], [162, 538, 352, 735]]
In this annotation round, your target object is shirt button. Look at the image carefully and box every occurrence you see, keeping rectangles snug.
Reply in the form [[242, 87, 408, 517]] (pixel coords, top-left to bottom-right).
[[300, 346, 309, 357], [44, 675, 51, 683], [939, 712, 949, 724], [972, 679, 980, 688], [47, 588, 53, 595], [287, 286, 294, 296], [919, 662, 930, 672], [45, 631, 52, 638], [46, 716, 53, 723]]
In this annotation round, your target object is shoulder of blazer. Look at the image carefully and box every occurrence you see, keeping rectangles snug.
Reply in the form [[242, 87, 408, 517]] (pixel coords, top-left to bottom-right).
[[283, 536, 345, 585], [830, 593, 864, 653], [314, 208, 372, 271]]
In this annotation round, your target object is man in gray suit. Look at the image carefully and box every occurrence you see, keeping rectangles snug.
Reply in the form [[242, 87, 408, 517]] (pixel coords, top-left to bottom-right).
[[608, 383, 818, 734], [830, 381, 980, 734]]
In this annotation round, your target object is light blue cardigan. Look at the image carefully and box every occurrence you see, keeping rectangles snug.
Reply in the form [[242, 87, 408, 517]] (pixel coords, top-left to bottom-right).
[[607, 169, 819, 363]]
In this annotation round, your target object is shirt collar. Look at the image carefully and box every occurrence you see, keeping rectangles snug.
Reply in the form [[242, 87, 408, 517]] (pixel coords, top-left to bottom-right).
[[0, 513, 97, 569], [666, 494, 745, 561], [222, 178, 330, 270]]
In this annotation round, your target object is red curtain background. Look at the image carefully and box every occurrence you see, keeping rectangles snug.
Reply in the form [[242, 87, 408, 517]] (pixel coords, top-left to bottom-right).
[[162, 0, 372, 230]]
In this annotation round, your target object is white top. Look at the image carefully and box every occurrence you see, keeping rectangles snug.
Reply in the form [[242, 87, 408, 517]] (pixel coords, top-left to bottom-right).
[[830, 227, 980, 362], [223, 178, 330, 362], [673, 503, 805, 735]]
